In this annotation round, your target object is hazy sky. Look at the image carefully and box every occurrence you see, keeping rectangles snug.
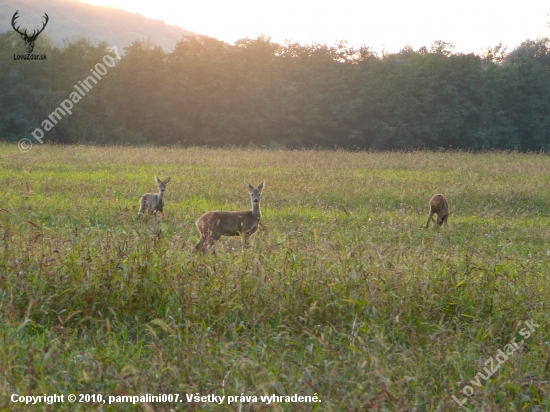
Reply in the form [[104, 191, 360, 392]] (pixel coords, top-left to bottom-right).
[[79, 0, 549, 54]]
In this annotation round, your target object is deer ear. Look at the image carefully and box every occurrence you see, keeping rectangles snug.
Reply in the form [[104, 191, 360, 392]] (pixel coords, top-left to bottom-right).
[[245, 180, 253, 192], [155, 176, 161, 183], [257, 181, 265, 192], [164, 177, 171, 184]]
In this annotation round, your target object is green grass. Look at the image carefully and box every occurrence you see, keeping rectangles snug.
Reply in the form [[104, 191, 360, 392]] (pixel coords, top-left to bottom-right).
[[0, 144, 549, 411]]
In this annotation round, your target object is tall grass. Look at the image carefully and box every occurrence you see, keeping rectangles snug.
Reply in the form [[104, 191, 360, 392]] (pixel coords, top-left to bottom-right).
[[0, 144, 548, 411]]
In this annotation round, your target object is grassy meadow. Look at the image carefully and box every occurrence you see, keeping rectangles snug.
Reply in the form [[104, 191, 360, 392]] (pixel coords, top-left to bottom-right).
[[0, 144, 549, 411]]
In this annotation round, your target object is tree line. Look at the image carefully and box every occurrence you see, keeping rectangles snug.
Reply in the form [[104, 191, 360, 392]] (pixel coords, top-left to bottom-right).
[[2, 31, 550, 150]]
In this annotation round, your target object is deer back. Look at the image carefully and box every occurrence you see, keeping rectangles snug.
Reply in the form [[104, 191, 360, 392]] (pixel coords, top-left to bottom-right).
[[429, 194, 449, 215]]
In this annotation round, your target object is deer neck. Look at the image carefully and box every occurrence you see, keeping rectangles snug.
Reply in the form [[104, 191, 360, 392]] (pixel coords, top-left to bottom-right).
[[251, 201, 261, 220], [158, 190, 164, 202]]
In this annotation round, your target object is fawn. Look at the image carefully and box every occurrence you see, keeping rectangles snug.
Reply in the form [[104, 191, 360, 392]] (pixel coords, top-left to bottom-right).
[[426, 194, 449, 228], [195, 180, 265, 254], [138, 176, 171, 220]]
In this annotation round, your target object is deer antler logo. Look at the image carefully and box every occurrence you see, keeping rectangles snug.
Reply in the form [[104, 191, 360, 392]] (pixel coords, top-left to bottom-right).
[[11, 10, 49, 54]]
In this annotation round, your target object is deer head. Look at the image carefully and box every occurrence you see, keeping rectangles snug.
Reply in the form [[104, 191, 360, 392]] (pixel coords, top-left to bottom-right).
[[11, 11, 49, 54]]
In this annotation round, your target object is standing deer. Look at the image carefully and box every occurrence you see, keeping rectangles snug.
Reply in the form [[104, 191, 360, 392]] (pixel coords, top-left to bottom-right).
[[11, 11, 49, 54], [138, 176, 170, 220], [195, 180, 265, 254], [426, 194, 449, 228]]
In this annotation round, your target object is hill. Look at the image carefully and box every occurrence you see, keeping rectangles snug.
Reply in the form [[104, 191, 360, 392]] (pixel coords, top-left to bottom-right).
[[0, 0, 197, 51]]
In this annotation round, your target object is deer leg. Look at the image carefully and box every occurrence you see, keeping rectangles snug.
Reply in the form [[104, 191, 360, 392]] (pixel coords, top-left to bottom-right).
[[195, 233, 208, 253], [206, 231, 222, 255], [154, 209, 163, 223], [206, 241, 216, 255], [195, 230, 219, 255], [138, 196, 147, 216], [426, 210, 434, 228], [194, 237, 204, 253], [243, 225, 258, 248]]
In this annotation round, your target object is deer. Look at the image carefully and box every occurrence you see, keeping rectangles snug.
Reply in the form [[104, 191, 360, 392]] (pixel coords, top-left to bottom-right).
[[138, 176, 170, 220], [195, 180, 265, 254], [11, 11, 49, 54], [426, 194, 449, 228]]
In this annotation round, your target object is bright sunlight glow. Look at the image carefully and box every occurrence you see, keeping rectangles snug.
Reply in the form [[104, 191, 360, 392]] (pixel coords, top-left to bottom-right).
[[79, 0, 549, 54]]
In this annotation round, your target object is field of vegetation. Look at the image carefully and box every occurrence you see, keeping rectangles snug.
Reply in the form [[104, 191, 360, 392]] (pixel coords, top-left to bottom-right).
[[0, 144, 549, 411]]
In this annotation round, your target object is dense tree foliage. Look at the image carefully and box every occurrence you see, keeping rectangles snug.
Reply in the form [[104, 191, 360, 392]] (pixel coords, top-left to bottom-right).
[[2, 31, 550, 150]]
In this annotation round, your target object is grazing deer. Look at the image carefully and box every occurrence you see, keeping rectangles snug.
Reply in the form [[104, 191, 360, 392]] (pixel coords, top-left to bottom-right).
[[138, 176, 170, 220], [426, 194, 449, 228], [195, 180, 265, 254]]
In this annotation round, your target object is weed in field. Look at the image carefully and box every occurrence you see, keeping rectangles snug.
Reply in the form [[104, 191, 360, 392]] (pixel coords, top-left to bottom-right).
[[0, 144, 548, 410]]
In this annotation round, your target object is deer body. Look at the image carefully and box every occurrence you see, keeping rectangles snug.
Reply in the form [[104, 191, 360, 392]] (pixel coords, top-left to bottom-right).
[[426, 194, 449, 228], [195, 181, 264, 254], [138, 176, 170, 219]]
